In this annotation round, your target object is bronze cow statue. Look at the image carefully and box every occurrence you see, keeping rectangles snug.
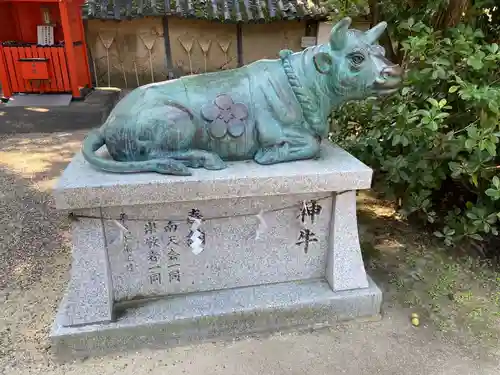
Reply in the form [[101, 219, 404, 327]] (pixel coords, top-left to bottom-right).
[[82, 17, 402, 175]]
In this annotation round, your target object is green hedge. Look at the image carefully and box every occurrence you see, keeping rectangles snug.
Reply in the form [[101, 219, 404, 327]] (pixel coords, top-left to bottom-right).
[[331, 19, 500, 249]]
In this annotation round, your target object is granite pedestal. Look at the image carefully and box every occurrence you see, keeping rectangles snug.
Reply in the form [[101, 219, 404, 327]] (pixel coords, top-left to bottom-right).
[[51, 142, 381, 360]]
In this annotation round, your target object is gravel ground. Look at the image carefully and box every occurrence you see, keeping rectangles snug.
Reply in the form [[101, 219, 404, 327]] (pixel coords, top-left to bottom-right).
[[0, 131, 499, 375], [0, 131, 82, 372]]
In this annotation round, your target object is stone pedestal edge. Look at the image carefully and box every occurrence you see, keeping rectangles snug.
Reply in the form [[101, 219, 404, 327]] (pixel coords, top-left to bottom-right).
[[50, 277, 382, 361]]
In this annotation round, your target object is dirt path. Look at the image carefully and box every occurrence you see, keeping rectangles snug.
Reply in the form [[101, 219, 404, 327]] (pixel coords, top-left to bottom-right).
[[0, 131, 498, 375]]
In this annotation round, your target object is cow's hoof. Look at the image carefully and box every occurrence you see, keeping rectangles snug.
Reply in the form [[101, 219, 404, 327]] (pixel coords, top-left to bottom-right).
[[184, 159, 203, 168], [154, 160, 192, 175], [255, 144, 289, 165], [203, 155, 227, 170], [254, 147, 278, 165]]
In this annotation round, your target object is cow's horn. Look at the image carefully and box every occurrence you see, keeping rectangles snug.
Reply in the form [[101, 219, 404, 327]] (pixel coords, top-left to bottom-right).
[[365, 21, 387, 44], [329, 17, 352, 51]]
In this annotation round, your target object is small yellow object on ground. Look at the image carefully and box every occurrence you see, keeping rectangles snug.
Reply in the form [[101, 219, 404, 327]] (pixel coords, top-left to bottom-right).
[[411, 317, 420, 327]]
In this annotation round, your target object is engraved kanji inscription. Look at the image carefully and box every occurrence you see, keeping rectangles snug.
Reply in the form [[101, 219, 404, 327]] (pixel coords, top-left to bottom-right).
[[146, 220, 162, 285], [169, 268, 181, 283], [144, 235, 160, 249], [166, 235, 179, 246], [121, 219, 134, 271], [187, 208, 203, 221], [123, 239, 131, 253], [298, 200, 323, 224], [148, 250, 160, 262], [296, 228, 318, 254], [164, 220, 178, 232], [168, 249, 180, 262], [119, 212, 128, 226], [149, 272, 162, 285], [144, 221, 157, 234]]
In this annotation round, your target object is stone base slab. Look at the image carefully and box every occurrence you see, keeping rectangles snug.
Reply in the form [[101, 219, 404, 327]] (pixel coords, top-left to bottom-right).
[[50, 276, 382, 361]]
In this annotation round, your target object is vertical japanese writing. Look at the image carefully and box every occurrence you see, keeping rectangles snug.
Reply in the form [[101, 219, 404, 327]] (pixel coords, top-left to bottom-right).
[[120, 212, 135, 272], [148, 271, 162, 285], [123, 231, 134, 271], [144, 220, 162, 285], [297, 200, 322, 225], [119, 212, 128, 226], [187, 209, 203, 224], [296, 200, 321, 255], [164, 220, 178, 232], [296, 229, 318, 254], [144, 221, 157, 234], [165, 221, 181, 283], [145, 236, 160, 249]]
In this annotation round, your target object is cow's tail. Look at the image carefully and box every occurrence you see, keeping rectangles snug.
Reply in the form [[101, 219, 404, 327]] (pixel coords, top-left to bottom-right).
[[81, 129, 191, 175]]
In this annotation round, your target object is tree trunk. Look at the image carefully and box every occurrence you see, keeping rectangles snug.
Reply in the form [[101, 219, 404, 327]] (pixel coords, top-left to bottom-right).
[[433, 0, 471, 30], [368, 0, 400, 63]]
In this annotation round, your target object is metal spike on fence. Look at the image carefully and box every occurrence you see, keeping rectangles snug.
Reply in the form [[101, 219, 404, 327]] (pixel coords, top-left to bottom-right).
[[178, 33, 194, 74], [98, 30, 116, 87], [217, 36, 231, 69], [197, 38, 212, 72], [139, 31, 158, 83]]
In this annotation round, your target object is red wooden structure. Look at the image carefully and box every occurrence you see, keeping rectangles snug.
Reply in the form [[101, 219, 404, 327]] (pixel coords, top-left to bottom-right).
[[0, 0, 92, 99]]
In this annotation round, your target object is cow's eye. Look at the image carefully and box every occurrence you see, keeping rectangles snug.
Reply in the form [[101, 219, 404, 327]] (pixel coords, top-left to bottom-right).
[[351, 53, 365, 65]]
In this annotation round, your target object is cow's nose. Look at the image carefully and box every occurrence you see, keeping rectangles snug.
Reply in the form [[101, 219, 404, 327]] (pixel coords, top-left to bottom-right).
[[382, 65, 403, 79]]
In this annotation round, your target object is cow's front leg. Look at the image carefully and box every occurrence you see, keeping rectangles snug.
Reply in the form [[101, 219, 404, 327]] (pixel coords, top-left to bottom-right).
[[254, 128, 320, 165]]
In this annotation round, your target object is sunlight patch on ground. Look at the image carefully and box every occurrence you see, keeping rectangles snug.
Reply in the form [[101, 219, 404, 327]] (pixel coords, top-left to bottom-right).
[[357, 191, 398, 219], [13, 262, 32, 278], [33, 179, 61, 192], [0, 151, 54, 173], [25, 107, 50, 113], [95, 87, 122, 92], [373, 238, 406, 254], [0, 132, 86, 191], [0, 150, 73, 178]]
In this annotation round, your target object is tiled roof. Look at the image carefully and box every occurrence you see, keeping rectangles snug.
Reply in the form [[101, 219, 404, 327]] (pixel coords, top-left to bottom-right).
[[83, 0, 329, 22]]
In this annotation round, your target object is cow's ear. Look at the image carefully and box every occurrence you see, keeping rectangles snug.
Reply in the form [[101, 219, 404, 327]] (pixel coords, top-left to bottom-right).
[[330, 17, 351, 51], [313, 52, 333, 74]]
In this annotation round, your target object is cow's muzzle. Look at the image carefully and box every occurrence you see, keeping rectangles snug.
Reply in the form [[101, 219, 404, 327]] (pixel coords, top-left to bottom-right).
[[373, 65, 403, 95]]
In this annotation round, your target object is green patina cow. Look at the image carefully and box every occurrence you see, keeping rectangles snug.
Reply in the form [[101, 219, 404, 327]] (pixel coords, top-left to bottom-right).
[[82, 17, 402, 176]]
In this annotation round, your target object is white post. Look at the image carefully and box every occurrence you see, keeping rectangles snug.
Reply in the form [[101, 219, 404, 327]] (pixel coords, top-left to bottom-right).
[[326, 190, 369, 291]]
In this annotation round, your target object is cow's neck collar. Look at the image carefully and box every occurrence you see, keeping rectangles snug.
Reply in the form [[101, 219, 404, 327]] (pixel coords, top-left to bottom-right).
[[279, 47, 342, 138]]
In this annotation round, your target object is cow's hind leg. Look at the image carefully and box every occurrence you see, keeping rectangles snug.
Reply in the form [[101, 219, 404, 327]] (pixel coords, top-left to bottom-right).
[[133, 104, 226, 173], [150, 149, 226, 170]]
